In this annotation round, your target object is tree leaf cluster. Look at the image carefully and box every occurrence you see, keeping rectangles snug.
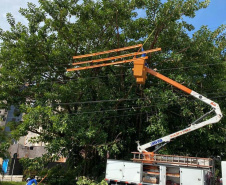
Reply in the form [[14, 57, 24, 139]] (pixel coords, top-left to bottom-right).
[[0, 0, 225, 180]]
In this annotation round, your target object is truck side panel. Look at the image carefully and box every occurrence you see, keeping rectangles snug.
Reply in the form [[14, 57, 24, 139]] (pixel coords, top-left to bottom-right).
[[105, 159, 142, 183], [123, 162, 142, 183], [105, 160, 124, 180]]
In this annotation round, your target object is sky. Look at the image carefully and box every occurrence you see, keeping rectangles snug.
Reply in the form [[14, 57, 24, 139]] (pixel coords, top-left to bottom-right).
[[0, 0, 38, 31], [183, 0, 226, 34], [0, 0, 225, 34]]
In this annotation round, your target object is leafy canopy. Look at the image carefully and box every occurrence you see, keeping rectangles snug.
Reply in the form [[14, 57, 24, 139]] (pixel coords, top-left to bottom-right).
[[0, 0, 225, 180]]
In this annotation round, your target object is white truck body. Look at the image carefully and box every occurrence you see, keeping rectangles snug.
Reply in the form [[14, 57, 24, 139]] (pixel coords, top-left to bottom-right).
[[105, 160, 142, 184], [105, 159, 212, 185]]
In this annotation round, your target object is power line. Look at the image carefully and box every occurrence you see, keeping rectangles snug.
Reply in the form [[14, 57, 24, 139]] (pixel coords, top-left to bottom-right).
[[54, 92, 226, 105], [2, 75, 225, 104], [159, 62, 226, 71], [55, 61, 226, 78], [99, 112, 145, 119], [1, 61, 225, 100], [2, 92, 226, 121], [3, 95, 225, 120], [93, 95, 226, 119], [9, 61, 225, 85], [64, 95, 226, 115]]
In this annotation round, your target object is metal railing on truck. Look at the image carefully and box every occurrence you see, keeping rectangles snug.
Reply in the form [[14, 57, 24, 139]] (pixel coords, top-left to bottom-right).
[[132, 152, 213, 168]]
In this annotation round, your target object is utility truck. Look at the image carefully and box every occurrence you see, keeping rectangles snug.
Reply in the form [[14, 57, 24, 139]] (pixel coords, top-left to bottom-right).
[[68, 45, 224, 185]]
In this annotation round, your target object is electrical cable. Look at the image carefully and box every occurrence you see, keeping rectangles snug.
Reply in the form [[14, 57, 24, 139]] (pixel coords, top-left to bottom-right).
[[3, 95, 226, 120], [4, 61, 225, 86], [60, 95, 226, 115], [53, 92, 226, 105]]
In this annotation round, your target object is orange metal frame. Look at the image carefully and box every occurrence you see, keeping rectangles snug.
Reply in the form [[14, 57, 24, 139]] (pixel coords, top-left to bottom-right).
[[145, 67, 192, 94], [72, 48, 161, 66], [67, 57, 148, 71], [72, 44, 143, 59], [67, 45, 193, 95], [67, 45, 161, 76]]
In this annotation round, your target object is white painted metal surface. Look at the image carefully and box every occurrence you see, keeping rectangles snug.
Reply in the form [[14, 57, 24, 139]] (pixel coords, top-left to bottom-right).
[[105, 160, 124, 180], [159, 166, 166, 185], [106, 160, 213, 185], [222, 161, 226, 185], [105, 159, 142, 183], [180, 168, 204, 185], [122, 162, 142, 183]]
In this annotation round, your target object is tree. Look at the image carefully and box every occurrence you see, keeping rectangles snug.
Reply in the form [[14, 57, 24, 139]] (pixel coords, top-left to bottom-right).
[[0, 126, 10, 159], [0, 0, 225, 180], [0, 126, 11, 175]]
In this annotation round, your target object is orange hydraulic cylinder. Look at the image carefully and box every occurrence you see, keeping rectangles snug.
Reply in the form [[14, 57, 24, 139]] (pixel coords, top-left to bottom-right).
[[145, 67, 192, 94]]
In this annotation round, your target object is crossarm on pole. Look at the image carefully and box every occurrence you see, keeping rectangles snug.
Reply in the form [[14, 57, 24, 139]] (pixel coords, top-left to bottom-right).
[[72, 48, 161, 65], [73, 44, 143, 59], [67, 57, 148, 71]]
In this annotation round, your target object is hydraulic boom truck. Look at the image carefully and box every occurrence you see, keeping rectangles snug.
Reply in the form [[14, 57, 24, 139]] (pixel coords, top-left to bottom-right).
[[67, 45, 223, 185]]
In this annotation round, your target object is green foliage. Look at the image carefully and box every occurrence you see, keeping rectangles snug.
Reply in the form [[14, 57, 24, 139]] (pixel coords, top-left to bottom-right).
[[20, 156, 49, 172], [41, 165, 77, 185], [77, 177, 107, 185], [0, 127, 11, 159], [0, 0, 225, 182]]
